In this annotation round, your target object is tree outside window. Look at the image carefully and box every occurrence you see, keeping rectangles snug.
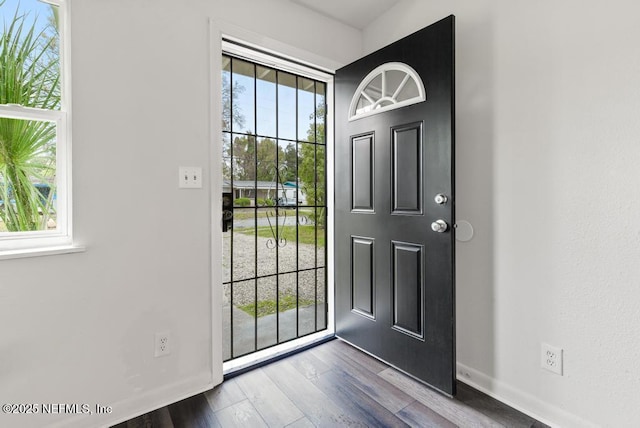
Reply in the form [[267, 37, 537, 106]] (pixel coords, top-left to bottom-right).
[[0, 0, 61, 233]]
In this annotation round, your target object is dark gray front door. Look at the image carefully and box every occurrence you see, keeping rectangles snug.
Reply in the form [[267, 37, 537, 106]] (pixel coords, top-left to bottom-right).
[[335, 16, 456, 395]]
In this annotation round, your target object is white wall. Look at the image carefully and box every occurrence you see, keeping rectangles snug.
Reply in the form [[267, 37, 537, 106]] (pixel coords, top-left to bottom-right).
[[0, 1, 360, 427], [5, 0, 638, 426], [365, 1, 640, 426]]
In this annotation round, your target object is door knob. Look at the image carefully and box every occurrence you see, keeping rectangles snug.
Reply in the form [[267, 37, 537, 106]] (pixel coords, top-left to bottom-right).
[[431, 219, 448, 233], [434, 194, 448, 205]]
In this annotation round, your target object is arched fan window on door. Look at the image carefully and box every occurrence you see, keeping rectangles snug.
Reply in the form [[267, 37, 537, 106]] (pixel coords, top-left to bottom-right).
[[348, 62, 426, 121]]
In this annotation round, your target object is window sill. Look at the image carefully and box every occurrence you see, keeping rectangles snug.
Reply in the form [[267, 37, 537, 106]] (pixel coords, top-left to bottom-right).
[[0, 245, 86, 261]]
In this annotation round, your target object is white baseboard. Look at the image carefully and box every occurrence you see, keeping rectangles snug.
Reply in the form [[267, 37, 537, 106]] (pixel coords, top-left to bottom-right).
[[456, 363, 595, 428], [49, 373, 215, 428], [39, 362, 594, 427]]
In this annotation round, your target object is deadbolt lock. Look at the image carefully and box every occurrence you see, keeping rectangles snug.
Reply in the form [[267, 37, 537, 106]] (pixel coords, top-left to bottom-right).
[[434, 193, 448, 205]]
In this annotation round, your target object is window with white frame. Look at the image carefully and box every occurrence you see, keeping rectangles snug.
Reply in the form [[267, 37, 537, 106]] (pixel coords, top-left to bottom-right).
[[0, 0, 71, 252]]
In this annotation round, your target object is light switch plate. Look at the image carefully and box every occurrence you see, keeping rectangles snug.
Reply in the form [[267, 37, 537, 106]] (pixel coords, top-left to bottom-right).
[[179, 167, 202, 188]]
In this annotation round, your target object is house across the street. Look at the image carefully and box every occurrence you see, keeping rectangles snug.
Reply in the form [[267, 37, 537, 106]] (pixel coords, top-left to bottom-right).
[[222, 180, 306, 205]]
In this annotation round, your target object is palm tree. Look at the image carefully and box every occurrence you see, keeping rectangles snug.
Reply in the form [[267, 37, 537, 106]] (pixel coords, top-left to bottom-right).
[[0, 1, 59, 231]]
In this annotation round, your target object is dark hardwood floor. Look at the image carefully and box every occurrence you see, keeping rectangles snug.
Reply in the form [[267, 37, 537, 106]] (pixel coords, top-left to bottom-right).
[[113, 339, 548, 427]]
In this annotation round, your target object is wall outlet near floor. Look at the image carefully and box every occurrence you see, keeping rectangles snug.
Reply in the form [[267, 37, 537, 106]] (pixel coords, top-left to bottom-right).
[[541, 343, 563, 375], [154, 331, 171, 357]]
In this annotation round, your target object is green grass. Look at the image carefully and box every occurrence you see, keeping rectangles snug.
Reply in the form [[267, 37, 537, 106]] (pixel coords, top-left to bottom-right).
[[232, 210, 269, 220], [238, 294, 316, 318], [236, 225, 325, 247]]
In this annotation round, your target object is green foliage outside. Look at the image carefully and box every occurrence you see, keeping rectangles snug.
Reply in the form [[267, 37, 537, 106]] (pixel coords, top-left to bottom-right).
[[0, 1, 59, 231], [221, 60, 327, 229], [226, 136, 297, 183], [298, 103, 326, 227], [234, 197, 251, 207], [238, 294, 315, 318], [257, 198, 274, 207]]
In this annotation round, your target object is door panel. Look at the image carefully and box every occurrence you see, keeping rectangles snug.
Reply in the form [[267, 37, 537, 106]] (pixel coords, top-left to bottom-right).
[[392, 241, 424, 339], [351, 236, 375, 318], [335, 15, 455, 395], [352, 134, 375, 212], [392, 122, 423, 214]]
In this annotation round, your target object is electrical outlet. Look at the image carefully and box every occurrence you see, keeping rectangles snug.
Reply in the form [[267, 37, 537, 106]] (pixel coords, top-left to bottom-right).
[[154, 331, 171, 357], [541, 343, 563, 375], [178, 166, 202, 188]]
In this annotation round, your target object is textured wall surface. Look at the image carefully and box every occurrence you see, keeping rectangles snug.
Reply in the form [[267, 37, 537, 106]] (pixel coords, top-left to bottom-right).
[[364, 1, 640, 426]]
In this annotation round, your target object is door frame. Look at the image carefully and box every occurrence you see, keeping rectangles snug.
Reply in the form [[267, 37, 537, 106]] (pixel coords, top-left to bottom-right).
[[210, 20, 337, 377]]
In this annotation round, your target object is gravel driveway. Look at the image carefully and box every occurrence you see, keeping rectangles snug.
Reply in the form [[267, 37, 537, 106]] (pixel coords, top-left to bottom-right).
[[222, 231, 326, 307]]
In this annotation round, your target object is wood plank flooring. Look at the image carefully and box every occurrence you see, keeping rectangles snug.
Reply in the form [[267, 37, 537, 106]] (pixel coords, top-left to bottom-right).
[[113, 339, 548, 428]]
